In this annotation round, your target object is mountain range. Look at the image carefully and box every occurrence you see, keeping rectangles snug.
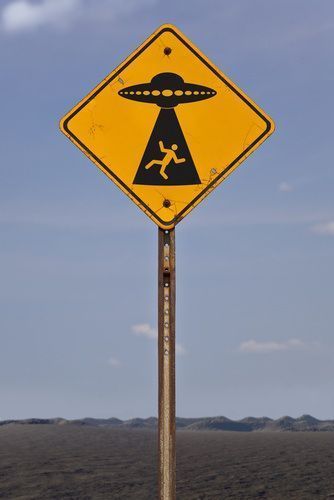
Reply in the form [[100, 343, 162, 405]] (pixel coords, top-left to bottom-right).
[[1, 414, 334, 431]]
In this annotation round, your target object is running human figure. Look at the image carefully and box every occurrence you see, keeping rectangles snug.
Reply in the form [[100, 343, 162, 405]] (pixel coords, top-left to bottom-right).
[[145, 140, 185, 180]]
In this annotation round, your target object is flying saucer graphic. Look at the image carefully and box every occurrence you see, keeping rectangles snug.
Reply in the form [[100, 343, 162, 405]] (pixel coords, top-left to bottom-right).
[[119, 73, 216, 186]]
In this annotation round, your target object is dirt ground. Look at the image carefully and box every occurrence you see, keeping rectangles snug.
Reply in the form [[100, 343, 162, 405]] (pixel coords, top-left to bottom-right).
[[0, 425, 334, 499]]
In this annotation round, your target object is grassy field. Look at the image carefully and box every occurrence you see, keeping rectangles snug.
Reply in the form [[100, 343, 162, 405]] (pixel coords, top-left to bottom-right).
[[0, 425, 334, 499]]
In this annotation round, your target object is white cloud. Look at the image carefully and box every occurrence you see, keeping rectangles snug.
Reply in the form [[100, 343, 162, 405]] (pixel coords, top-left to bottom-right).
[[108, 356, 121, 367], [175, 343, 186, 356], [239, 338, 306, 353], [132, 323, 157, 340], [131, 323, 186, 356], [311, 221, 334, 236], [1, 0, 156, 33], [278, 181, 293, 192], [1, 0, 80, 32]]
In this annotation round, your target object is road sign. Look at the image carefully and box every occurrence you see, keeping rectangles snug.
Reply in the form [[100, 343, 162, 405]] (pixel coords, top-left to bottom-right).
[[60, 24, 275, 500], [60, 24, 275, 229]]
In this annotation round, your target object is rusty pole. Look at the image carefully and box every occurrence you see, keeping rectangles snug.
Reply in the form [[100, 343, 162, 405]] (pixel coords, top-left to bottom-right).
[[158, 227, 176, 500]]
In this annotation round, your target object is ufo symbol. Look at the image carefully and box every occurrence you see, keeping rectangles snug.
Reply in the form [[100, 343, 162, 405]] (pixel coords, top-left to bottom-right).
[[119, 73, 217, 186], [119, 72, 216, 108]]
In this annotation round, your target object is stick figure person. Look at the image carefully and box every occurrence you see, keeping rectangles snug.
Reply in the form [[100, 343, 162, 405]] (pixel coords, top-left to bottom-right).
[[145, 140, 185, 180]]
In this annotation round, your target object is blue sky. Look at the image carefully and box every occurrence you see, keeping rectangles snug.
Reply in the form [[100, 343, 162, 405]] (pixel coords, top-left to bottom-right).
[[1, 0, 334, 420]]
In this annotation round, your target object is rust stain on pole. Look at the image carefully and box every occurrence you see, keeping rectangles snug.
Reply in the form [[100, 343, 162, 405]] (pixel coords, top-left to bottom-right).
[[158, 227, 176, 500]]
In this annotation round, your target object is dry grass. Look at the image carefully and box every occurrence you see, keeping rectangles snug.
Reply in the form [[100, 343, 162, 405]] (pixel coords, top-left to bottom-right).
[[0, 425, 334, 499]]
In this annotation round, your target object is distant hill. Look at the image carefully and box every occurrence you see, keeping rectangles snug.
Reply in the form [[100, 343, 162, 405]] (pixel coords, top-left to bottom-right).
[[1, 414, 334, 431]]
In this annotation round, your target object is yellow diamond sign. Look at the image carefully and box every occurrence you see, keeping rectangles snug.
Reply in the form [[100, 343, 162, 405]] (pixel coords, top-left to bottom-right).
[[60, 24, 275, 229]]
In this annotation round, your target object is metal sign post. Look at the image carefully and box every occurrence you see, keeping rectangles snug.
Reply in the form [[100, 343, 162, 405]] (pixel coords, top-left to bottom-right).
[[158, 228, 176, 499], [60, 23, 275, 500]]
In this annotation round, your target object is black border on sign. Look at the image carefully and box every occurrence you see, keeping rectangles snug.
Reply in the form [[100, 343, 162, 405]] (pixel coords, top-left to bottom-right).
[[63, 26, 272, 227]]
